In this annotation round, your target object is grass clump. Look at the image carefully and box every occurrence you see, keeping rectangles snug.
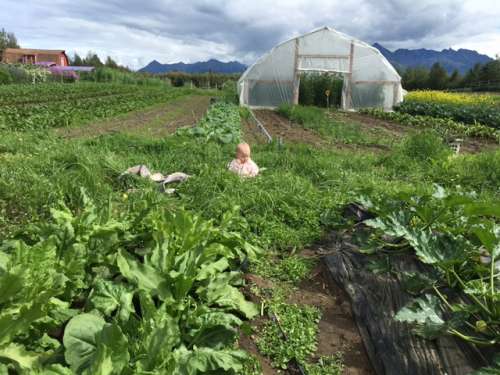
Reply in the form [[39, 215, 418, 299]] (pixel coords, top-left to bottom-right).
[[252, 255, 315, 284], [257, 300, 321, 369], [304, 354, 344, 375]]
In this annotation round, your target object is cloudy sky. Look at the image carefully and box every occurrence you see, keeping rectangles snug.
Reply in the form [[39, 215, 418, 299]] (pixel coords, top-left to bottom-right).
[[1, 0, 499, 69]]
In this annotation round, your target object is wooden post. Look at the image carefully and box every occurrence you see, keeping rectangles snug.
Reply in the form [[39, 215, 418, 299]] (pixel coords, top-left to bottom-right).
[[292, 38, 300, 105], [346, 41, 355, 109], [392, 82, 399, 107]]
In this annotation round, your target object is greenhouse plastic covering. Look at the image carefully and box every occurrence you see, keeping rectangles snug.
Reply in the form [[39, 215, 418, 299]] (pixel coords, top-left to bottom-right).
[[238, 27, 404, 110]]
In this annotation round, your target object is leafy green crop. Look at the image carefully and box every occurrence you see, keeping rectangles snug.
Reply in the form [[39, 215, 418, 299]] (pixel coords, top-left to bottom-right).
[[360, 186, 500, 346], [0, 83, 192, 131], [252, 254, 315, 284], [0, 190, 261, 374], [176, 102, 241, 144], [396, 100, 500, 130], [360, 108, 500, 142]]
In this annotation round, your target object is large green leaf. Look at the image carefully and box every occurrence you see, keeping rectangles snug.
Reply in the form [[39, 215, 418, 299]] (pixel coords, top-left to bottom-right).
[[116, 249, 166, 295], [63, 313, 106, 373], [85, 323, 129, 375], [395, 295, 447, 339], [0, 343, 40, 372], [173, 346, 249, 375], [136, 313, 181, 372], [196, 258, 230, 281], [89, 279, 134, 322], [204, 283, 258, 319], [184, 308, 242, 349], [63, 314, 129, 375]]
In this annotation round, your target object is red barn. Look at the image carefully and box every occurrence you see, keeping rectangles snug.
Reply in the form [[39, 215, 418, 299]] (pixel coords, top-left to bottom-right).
[[2, 48, 69, 66]]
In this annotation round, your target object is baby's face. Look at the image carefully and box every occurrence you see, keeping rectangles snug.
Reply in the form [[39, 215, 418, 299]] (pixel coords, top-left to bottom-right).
[[236, 150, 249, 163]]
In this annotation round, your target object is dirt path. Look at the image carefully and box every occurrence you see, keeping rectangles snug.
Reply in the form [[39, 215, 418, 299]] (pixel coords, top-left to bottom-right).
[[252, 110, 329, 147], [56, 95, 211, 139]]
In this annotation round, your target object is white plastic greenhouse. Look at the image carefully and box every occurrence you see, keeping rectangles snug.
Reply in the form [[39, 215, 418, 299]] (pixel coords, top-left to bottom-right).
[[238, 27, 404, 110]]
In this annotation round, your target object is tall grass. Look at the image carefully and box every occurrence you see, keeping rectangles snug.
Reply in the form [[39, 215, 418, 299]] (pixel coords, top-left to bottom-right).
[[80, 67, 166, 86], [1, 126, 498, 249]]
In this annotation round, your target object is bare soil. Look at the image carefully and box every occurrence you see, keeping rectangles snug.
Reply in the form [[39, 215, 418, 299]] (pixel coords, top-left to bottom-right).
[[252, 110, 329, 147], [240, 257, 374, 375], [56, 95, 210, 139]]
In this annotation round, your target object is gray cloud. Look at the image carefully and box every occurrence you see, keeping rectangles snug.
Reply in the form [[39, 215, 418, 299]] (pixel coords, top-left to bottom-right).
[[1, 0, 498, 69]]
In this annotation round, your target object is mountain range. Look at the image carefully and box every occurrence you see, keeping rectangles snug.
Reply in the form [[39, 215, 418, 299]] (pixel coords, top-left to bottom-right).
[[139, 45, 493, 75], [372, 43, 493, 74], [138, 59, 246, 74]]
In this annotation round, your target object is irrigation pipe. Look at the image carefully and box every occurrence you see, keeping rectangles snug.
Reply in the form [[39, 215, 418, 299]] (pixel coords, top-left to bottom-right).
[[248, 108, 273, 143]]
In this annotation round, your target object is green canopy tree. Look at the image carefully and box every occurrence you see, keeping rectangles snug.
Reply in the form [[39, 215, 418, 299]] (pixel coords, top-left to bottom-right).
[[105, 56, 119, 69], [447, 69, 462, 89], [402, 67, 430, 90], [83, 52, 103, 67], [427, 63, 448, 90], [71, 53, 83, 66], [0, 28, 20, 60]]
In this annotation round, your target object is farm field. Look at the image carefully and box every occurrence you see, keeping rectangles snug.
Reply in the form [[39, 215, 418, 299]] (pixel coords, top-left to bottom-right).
[[360, 91, 500, 142], [0, 83, 499, 374]]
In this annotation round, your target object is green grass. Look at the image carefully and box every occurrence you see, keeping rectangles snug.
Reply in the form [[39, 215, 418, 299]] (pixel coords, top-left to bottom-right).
[[1, 119, 499, 248], [277, 104, 394, 147]]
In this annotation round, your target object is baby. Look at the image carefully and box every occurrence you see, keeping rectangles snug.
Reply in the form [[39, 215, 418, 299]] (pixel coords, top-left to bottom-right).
[[228, 143, 259, 178]]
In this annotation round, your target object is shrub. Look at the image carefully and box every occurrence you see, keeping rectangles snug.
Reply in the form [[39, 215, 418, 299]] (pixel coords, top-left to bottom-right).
[[0, 68, 12, 84], [398, 131, 451, 162], [277, 104, 325, 126]]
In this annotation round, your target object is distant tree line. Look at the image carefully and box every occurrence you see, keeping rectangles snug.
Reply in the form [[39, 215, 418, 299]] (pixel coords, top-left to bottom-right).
[[70, 52, 130, 71], [402, 59, 500, 91], [158, 71, 240, 89]]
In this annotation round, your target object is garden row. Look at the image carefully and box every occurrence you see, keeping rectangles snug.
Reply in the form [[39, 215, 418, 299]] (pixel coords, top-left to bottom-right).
[[176, 101, 241, 144], [0, 83, 144, 105], [0, 84, 195, 131], [355, 186, 500, 372], [361, 108, 500, 142], [397, 90, 500, 129], [0, 191, 261, 374]]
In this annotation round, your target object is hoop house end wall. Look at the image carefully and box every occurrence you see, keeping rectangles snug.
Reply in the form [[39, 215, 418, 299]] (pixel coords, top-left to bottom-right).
[[238, 26, 403, 110]]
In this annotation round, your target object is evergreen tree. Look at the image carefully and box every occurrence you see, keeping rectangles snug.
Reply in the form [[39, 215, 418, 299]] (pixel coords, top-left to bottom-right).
[[0, 28, 20, 59], [72, 53, 83, 66], [447, 69, 462, 89], [463, 63, 481, 88], [105, 56, 119, 69], [83, 52, 103, 67], [479, 60, 500, 84], [428, 62, 448, 90], [402, 67, 429, 90]]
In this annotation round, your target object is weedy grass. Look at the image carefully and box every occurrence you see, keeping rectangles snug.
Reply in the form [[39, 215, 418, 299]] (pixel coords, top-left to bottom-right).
[[304, 354, 344, 375], [278, 104, 394, 146], [1, 125, 499, 248], [256, 293, 321, 369], [251, 255, 316, 284]]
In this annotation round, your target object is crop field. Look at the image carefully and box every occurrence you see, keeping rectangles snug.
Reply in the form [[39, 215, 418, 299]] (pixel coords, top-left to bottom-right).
[[0, 82, 499, 374], [0, 83, 196, 131], [361, 90, 500, 142]]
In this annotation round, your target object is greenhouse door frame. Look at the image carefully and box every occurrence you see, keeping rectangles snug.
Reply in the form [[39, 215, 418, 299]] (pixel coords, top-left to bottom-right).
[[291, 39, 355, 110]]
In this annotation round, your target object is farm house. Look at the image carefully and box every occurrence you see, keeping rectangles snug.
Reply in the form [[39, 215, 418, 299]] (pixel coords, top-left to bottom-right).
[[238, 27, 404, 110], [2, 48, 69, 66]]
